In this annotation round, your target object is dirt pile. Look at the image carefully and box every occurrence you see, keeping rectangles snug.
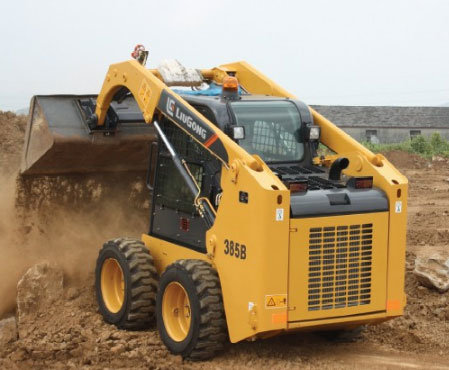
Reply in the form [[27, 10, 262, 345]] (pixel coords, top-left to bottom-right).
[[1, 262, 185, 369], [382, 150, 429, 170], [16, 262, 64, 338], [0, 318, 17, 347], [0, 111, 26, 173]]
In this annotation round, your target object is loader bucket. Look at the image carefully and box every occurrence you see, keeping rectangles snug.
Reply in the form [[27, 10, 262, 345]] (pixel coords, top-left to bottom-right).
[[21, 95, 156, 175]]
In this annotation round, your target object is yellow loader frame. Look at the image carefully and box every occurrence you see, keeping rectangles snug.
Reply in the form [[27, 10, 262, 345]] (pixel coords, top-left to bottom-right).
[[94, 59, 407, 342]]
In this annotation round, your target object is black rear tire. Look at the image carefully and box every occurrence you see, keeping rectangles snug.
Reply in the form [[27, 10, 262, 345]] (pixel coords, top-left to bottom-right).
[[156, 259, 227, 360], [95, 238, 158, 329]]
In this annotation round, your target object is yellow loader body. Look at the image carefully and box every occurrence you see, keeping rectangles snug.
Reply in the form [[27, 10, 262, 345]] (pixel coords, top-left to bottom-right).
[[23, 55, 407, 347]]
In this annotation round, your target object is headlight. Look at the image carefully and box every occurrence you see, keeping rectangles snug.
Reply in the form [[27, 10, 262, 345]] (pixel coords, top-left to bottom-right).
[[232, 126, 245, 140], [308, 125, 321, 141]]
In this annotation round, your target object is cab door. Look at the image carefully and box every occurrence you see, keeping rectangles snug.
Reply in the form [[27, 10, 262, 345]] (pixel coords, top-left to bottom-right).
[[149, 117, 221, 252]]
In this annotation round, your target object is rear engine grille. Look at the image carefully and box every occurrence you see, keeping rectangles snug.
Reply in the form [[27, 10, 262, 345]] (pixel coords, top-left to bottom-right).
[[275, 165, 325, 175], [307, 224, 373, 311], [269, 165, 346, 190], [307, 176, 346, 190]]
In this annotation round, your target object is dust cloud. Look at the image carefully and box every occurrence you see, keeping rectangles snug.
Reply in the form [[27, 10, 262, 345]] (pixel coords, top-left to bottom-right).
[[0, 111, 150, 317], [0, 171, 150, 317], [0, 175, 25, 316]]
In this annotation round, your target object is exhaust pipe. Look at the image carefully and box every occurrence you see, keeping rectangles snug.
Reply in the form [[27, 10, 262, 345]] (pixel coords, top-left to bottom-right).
[[329, 157, 349, 181]]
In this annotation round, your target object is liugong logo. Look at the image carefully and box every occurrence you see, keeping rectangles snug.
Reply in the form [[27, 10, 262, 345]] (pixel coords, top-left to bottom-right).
[[166, 97, 176, 117], [165, 97, 207, 140]]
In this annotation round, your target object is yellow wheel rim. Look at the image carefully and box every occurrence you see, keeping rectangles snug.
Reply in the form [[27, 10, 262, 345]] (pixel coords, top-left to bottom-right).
[[162, 282, 192, 342], [101, 258, 125, 313]]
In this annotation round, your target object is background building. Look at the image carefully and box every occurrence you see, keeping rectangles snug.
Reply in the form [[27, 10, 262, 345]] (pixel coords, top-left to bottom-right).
[[311, 105, 449, 143]]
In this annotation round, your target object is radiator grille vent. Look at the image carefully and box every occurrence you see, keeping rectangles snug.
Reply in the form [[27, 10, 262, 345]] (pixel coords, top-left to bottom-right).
[[308, 224, 373, 311]]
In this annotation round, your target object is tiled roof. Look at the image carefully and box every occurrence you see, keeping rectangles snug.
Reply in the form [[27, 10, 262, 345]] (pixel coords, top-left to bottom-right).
[[310, 105, 449, 128]]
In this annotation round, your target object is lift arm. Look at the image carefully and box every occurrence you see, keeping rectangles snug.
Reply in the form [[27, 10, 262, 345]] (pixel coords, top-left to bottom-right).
[[92, 59, 262, 173]]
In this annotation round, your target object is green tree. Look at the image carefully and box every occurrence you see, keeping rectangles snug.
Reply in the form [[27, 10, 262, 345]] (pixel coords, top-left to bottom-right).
[[410, 135, 431, 155], [430, 132, 449, 154]]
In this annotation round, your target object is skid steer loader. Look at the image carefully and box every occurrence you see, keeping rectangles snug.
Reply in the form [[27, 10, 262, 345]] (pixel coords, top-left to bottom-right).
[[21, 46, 408, 360]]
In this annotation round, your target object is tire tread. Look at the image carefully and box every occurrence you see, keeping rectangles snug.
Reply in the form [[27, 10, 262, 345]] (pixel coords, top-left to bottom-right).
[[96, 237, 158, 330], [163, 259, 227, 360]]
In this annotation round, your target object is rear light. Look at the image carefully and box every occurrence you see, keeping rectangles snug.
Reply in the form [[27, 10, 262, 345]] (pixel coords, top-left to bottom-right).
[[289, 180, 308, 193], [347, 176, 373, 189], [180, 217, 190, 231]]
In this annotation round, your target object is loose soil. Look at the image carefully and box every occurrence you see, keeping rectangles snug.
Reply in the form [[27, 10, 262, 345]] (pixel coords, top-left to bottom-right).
[[1, 112, 449, 369]]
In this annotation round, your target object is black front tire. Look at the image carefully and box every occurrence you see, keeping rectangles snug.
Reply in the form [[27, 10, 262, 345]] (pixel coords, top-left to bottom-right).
[[95, 238, 158, 329], [156, 259, 227, 360]]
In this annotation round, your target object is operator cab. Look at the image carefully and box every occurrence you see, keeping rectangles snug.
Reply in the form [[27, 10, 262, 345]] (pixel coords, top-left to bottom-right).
[[183, 89, 387, 215], [179, 92, 334, 183]]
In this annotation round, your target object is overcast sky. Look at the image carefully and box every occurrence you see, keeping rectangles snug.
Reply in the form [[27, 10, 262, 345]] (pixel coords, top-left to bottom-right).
[[1, 0, 449, 111]]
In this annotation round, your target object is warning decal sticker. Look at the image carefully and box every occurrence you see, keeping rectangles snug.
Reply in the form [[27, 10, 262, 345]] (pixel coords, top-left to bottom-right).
[[275, 208, 284, 221], [265, 294, 287, 309]]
